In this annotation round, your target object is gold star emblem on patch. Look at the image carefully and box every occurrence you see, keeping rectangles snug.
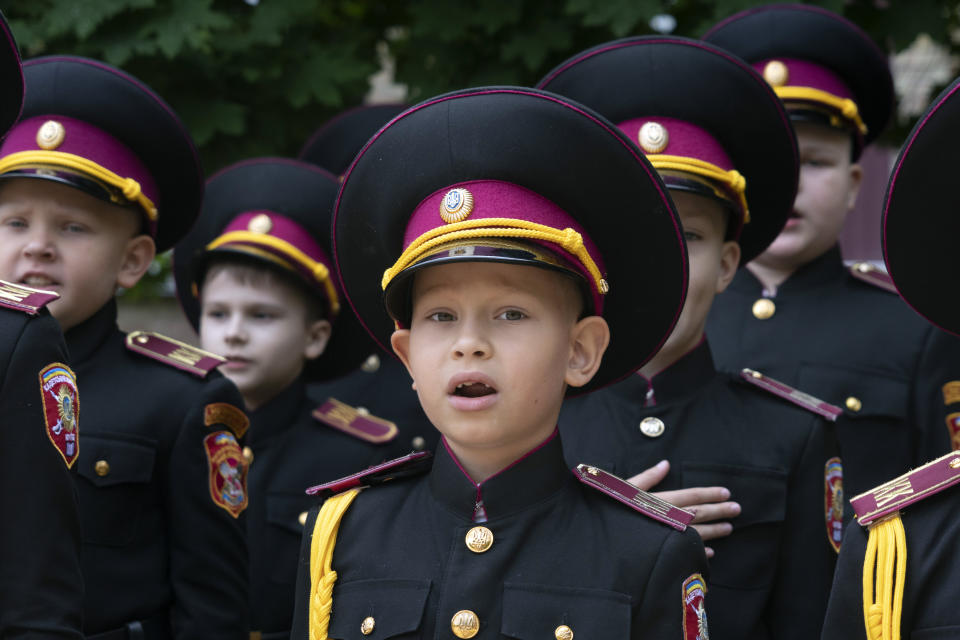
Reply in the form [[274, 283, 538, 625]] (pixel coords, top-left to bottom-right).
[[247, 213, 273, 234], [638, 121, 669, 154], [439, 188, 474, 224], [36, 120, 66, 150]]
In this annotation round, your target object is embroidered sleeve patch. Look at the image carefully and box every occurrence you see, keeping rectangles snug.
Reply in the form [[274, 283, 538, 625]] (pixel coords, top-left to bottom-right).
[[824, 457, 844, 553], [204, 431, 248, 518], [38, 363, 79, 468], [943, 381, 960, 406], [204, 402, 249, 439], [682, 574, 709, 640], [946, 413, 960, 451]]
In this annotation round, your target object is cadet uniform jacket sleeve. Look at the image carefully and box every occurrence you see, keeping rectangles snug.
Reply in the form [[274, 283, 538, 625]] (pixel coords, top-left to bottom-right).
[[0, 311, 83, 639], [166, 374, 250, 639], [915, 326, 960, 462], [635, 526, 709, 640], [290, 504, 320, 640]]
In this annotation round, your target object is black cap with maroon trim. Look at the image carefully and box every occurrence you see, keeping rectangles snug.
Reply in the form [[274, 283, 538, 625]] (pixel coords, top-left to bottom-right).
[[0, 12, 22, 137], [537, 36, 798, 264], [881, 75, 960, 336], [173, 157, 373, 381], [333, 86, 689, 393], [298, 104, 406, 176]]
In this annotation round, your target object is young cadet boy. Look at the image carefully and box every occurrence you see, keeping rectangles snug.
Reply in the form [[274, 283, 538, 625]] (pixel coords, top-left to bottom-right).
[[291, 88, 710, 639], [173, 157, 431, 639], [702, 3, 960, 500], [823, 73, 960, 640], [0, 16, 83, 638], [0, 57, 249, 638], [298, 105, 437, 456], [540, 36, 842, 639]]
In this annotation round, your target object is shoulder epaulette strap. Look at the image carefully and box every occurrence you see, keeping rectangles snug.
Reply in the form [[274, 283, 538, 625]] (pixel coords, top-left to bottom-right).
[[740, 368, 843, 422], [125, 331, 225, 378], [305, 450, 432, 496], [573, 464, 693, 531], [849, 262, 898, 294], [312, 398, 398, 444], [852, 450, 960, 526], [308, 488, 361, 640], [0, 279, 58, 315]]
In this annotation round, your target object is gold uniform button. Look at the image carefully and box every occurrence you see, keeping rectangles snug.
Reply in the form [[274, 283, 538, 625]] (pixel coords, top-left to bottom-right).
[[465, 526, 494, 553], [451, 610, 480, 638], [242, 446, 254, 466], [361, 353, 381, 373], [555, 625, 574, 640], [639, 417, 665, 438], [412, 435, 427, 451], [298, 511, 309, 526], [94, 460, 110, 477], [752, 298, 776, 320], [360, 616, 375, 635], [845, 396, 862, 412]]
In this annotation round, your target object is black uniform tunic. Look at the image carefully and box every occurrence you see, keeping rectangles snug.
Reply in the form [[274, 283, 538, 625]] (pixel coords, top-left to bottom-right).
[[822, 483, 960, 639], [291, 432, 709, 639], [66, 301, 248, 639], [707, 246, 960, 497], [0, 306, 83, 639], [246, 379, 427, 639], [560, 340, 837, 640]]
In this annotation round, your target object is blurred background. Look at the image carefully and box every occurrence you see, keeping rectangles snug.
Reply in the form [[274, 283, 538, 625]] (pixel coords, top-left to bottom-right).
[[1, 0, 957, 338]]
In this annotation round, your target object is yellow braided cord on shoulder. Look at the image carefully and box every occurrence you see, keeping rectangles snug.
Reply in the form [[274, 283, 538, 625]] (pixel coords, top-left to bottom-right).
[[862, 514, 907, 640], [0, 150, 158, 220], [648, 155, 750, 223], [308, 488, 361, 640], [775, 86, 868, 135], [381, 218, 607, 295]]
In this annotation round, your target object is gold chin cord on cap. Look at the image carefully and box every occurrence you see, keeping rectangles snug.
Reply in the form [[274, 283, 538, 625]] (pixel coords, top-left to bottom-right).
[[0, 150, 159, 221], [381, 217, 609, 295], [775, 86, 869, 135], [862, 514, 906, 640], [206, 231, 340, 315], [648, 155, 749, 223]]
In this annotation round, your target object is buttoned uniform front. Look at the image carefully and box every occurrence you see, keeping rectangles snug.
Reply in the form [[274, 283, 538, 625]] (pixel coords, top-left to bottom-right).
[[67, 300, 248, 639], [291, 434, 707, 639], [560, 340, 838, 640], [706, 247, 960, 499], [0, 303, 83, 639], [245, 380, 418, 639]]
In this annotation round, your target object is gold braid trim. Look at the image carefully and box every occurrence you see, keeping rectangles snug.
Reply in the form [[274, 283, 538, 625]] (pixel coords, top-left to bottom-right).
[[776, 86, 868, 135], [308, 488, 361, 640], [863, 514, 907, 640], [648, 154, 749, 223]]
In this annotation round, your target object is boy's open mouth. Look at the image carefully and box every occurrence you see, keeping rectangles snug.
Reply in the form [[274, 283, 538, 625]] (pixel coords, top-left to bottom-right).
[[453, 382, 497, 398]]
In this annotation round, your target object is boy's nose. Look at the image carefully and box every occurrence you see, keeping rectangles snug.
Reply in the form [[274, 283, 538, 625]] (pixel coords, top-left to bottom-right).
[[452, 323, 492, 360], [223, 317, 248, 344], [22, 231, 56, 261]]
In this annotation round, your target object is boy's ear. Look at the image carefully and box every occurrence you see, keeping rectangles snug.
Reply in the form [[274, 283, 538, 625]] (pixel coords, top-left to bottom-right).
[[715, 240, 741, 295], [565, 316, 610, 388], [390, 329, 417, 390], [116, 234, 156, 289], [304, 319, 332, 361], [846, 162, 864, 210]]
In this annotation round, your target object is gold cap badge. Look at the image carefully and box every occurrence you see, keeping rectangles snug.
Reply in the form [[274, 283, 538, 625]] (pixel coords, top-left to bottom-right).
[[439, 188, 474, 224], [36, 120, 66, 150], [763, 60, 789, 87], [638, 121, 669, 154], [247, 213, 273, 234]]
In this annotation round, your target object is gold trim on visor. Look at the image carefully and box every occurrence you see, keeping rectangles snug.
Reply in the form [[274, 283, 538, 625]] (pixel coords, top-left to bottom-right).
[[381, 217, 609, 295], [648, 154, 749, 223], [775, 86, 868, 135], [206, 231, 340, 315], [0, 150, 158, 221]]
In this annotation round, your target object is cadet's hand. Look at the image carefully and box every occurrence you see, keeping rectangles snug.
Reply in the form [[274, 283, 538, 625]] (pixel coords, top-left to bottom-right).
[[627, 460, 740, 558]]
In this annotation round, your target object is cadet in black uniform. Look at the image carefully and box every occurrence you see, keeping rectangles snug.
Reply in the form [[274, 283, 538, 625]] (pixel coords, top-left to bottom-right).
[[299, 104, 437, 457], [0, 20, 84, 634], [823, 72, 960, 640], [291, 87, 710, 639], [173, 157, 433, 639], [540, 36, 841, 639], [701, 4, 960, 499], [0, 57, 248, 639]]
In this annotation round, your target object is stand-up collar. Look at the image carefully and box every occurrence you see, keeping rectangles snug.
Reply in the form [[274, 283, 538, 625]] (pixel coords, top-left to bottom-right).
[[429, 429, 570, 521], [611, 339, 716, 406], [731, 245, 845, 295], [247, 378, 306, 446], [65, 299, 119, 364]]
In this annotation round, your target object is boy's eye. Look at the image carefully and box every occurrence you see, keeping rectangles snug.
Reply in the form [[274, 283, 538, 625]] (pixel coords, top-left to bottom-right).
[[498, 309, 526, 321], [428, 311, 455, 322], [204, 309, 227, 319], [252, 310, 278, 320], [683, 231, 702, 242], [63, 222, 87, 233], [2, 217, 26, 229]]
